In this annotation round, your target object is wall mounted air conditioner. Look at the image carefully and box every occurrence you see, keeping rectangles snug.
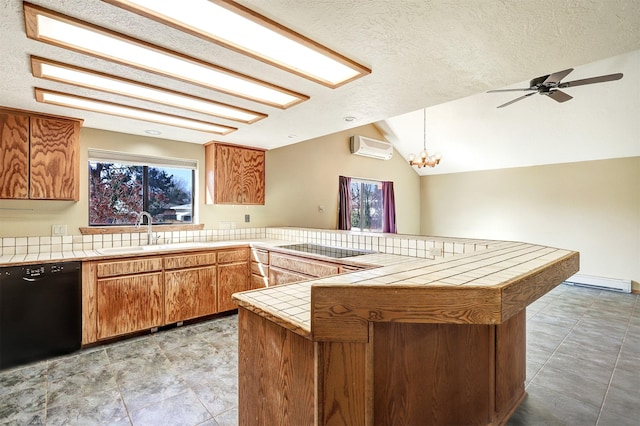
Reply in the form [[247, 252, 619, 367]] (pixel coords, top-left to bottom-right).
[[350, 135, 393, 160]]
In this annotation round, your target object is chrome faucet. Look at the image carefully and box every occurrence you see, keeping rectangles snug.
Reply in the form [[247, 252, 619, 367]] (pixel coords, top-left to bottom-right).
[[135, 211, 153, 245]]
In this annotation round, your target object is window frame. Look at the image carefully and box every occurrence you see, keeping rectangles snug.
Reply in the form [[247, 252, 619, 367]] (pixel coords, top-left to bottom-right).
[[349, 178, 384, 233], [87, 149, 197, 227]]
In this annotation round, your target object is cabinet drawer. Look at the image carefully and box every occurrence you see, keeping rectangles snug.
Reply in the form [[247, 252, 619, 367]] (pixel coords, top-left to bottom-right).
[[97, 257, 163, 278], [269, 267, 310, 286], [218, 248, 248, 263], [339, 264, 369, 273], [251, 249, 269, 264], [164, 252, 216, 270], [251, 262, 268, 276], [251, 273, 267, 289], [270, 253, 339, 277]]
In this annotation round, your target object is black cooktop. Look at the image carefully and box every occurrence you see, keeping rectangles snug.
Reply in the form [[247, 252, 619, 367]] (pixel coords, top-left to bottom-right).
[[280, 243, 373, 259]]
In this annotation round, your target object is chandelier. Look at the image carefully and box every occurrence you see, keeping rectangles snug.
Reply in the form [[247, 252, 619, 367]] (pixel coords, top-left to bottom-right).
[[408, 108, 441, 168]]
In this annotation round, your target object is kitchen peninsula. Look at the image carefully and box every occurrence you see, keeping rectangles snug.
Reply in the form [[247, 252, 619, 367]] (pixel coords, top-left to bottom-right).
[[233, 235, 579, 426], [0, 226, 579, 425]]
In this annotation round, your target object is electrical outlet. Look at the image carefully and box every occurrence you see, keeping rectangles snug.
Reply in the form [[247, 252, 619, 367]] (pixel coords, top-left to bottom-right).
[[244, 214, 250, 223], [429, 247, 443, 256]]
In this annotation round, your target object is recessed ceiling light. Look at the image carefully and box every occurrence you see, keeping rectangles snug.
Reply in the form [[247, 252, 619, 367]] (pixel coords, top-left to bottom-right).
[[104, 0, 371, 88], [30, 56, 266, 124], [35, 88, 237, 135], [144, 129, 161, 135], [23, 2, 308, 109]]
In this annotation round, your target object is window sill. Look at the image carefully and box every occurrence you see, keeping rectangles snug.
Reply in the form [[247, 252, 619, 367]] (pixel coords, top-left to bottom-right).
[[79, 224, 205, 235]]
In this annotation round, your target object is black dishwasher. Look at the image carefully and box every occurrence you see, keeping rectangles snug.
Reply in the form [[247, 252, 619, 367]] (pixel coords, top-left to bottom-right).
[[0, 261, 82, 370]]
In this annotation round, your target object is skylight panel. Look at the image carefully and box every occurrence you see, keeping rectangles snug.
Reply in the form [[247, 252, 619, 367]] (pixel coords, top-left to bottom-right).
[[104, 0, 371, 87], [24, 3, 308, 109], [31, 57, 266, 123], [35, 88, 237, 135]]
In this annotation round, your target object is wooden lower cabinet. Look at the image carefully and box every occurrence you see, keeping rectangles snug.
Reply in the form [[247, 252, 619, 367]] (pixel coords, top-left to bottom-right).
[[165, 266, 217, 324], [218, 248, 250, 312], [238, 307, 315, 425], [239, 308, 527, 426], [85, 248, 249, 344], [97, 272, 163, 340], [251, 248, 269, 289]]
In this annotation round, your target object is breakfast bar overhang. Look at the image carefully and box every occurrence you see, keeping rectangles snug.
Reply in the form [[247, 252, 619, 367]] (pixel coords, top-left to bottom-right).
[[234, 240, 580, 425]]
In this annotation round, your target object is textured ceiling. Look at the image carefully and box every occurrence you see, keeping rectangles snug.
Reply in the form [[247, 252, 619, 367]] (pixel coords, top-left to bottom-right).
[[1, 0, 639, 166]]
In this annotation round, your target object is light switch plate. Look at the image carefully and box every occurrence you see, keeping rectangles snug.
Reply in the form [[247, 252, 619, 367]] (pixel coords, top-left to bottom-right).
[[51, 224, 67, 236]]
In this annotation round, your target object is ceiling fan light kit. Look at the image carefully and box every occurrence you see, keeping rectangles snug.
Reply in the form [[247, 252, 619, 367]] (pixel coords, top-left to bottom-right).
[[487, 68, 623, 108]]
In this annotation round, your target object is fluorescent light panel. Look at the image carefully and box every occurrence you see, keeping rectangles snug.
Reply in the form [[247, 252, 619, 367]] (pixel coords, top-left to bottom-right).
[[35, 88, 237, 135], [23, 3, 308, 109], [104, 0, 371, 88], [31, 57, 266, 124]]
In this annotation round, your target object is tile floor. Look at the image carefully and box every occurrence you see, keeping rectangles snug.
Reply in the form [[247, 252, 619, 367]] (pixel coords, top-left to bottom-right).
[[0, 284, 638, 425]]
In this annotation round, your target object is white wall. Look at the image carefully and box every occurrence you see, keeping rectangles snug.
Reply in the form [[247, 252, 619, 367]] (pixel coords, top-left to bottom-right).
[[0, 124, 421, 236], [421, 157, 640, 291], [264, 125, 421, 234]]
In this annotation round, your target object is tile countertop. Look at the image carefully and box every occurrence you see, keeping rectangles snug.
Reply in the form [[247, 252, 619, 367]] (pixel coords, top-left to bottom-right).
[[0, 239, 289, 266], [233, 240, 579, 338], [0, 234, 579, 340]]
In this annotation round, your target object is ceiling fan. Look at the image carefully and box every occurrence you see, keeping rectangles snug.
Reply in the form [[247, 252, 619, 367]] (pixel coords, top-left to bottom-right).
[[487, 68, 623, 108]]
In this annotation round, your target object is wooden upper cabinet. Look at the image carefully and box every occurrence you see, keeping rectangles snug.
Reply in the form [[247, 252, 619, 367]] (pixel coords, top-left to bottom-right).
[[29, 116, 80, 200], [0, 108, 81, 201], [0, 113, 29, 198], [205, 143, 265, 205], [242, 148, 265, 204]]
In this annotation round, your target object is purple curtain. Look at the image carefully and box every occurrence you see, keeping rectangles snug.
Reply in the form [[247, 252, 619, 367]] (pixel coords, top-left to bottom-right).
[[382, 181, 397, 233], [338, 176, 351, 230]]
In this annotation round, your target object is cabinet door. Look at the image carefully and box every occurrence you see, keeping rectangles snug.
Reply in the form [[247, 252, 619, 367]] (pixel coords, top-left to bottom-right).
[[0, 113, 29, 199], [218, 261, 249, 312], [29, 116, 80, 200], [242, 148, 265, 204], [97, 272, 163, 340], [165, 266, 217, 324], [205, 143, 265, 205], [214, 144, 243, 204]]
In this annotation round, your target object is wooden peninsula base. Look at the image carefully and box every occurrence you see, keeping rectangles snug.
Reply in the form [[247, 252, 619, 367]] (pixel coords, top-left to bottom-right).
[[239, 307, 526, 426], [235, 240, 579, 425]]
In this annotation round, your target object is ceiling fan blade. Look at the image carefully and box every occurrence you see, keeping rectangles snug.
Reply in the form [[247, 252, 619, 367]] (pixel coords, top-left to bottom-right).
[[542, 68, 573, 85], [496, 92, 536, 108], [547, 90, 573, 103], [559, 73, 623, 88], [487, 88, 535, 93]]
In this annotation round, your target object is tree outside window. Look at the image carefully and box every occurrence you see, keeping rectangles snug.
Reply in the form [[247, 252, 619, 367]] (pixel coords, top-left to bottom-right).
[[350, 179, 383, 232], [89, 161, 193, 225]]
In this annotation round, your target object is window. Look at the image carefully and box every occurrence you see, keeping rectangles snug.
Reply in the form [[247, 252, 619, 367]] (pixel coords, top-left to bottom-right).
[[338, 176, 396, 233], [88, 150, 195, 226], [350, 179, 383, 232]]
